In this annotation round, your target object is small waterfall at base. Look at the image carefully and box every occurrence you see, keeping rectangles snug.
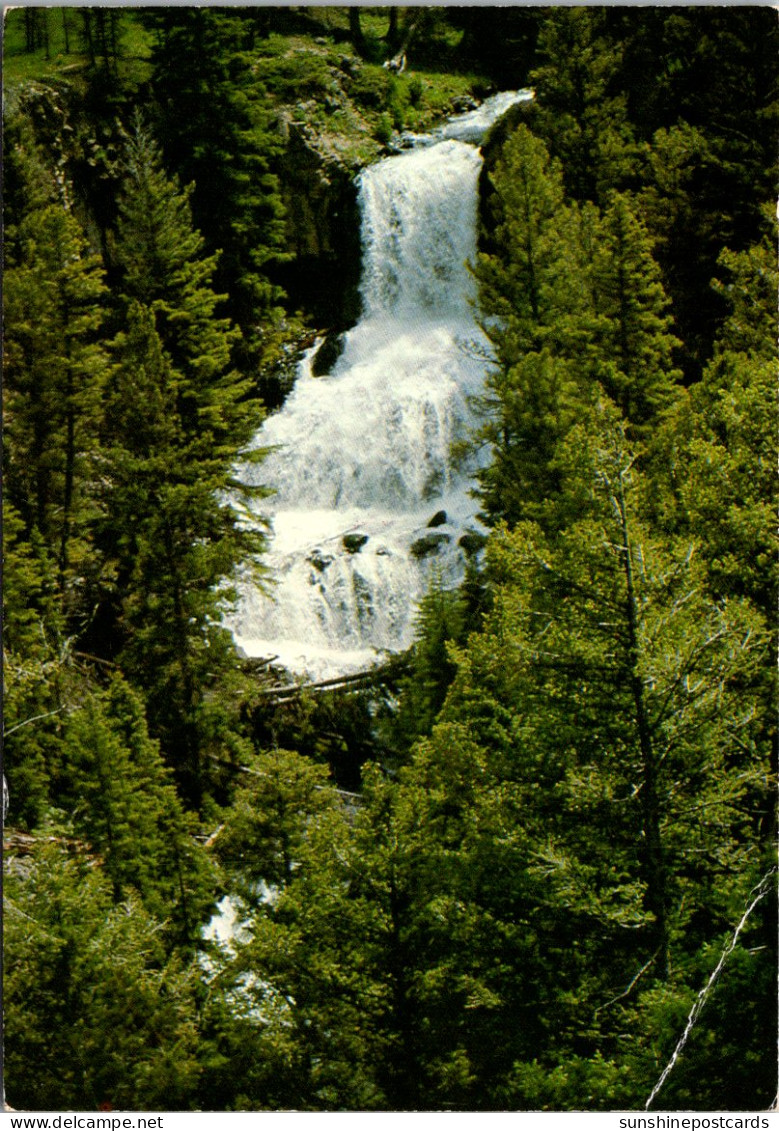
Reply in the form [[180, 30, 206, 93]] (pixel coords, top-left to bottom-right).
[[228, 91, 532, 679]]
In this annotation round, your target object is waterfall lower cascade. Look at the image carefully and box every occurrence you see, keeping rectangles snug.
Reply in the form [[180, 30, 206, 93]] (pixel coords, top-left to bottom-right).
[[228, 91, 532, 679]]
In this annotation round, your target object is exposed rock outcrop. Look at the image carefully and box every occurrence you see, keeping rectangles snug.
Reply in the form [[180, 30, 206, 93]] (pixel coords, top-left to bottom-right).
[[274, 115, 363, 328]]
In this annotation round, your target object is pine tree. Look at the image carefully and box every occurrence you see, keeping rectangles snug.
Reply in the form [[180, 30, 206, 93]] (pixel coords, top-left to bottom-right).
[[431, 405, 771, 1105], [588, 191, 682, 430], [95, 133, 272, 803], [637, 122, 723, 379], [4, 844, 202, 1110], [110, 121, 255, 462], [4, 203, 110, 600], [387, 577, 469, 754], [99, 302, 265, 804], [473, 126, 595, 526], [139, 7, 289, 365], [654, 218, 778, 617], [203, 751, 375, 1110], [530, 8, 642, 203], [2, 504, 68, 828], [59, 676, 218, 946]]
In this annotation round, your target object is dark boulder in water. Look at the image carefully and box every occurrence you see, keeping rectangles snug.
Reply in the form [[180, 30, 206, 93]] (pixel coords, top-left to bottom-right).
[[343, 533, 369, 554], [410, 532, 451, 559], [459, 531, 487, 557], [308, 550, 334, 572]]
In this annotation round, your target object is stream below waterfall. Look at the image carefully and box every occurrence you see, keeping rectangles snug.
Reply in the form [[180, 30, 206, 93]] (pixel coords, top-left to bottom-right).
[[227, 91, 532, 679]]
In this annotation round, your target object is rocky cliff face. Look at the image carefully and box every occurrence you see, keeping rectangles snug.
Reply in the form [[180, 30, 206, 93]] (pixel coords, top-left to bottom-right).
[[273, 112, 363, 330], [271, 89, 535, 333]]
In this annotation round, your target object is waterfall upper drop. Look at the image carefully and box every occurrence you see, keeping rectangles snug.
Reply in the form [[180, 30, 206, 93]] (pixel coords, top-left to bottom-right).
[[228, 91, 532, 679]]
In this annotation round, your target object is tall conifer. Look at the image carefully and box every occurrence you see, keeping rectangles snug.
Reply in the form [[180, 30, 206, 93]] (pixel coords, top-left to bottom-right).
[[4, 203, 110, 596], [589, 192, 682, 430]]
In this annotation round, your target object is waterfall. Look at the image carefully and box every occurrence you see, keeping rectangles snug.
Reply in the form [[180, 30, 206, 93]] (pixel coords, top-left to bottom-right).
[[228, 91, 532, 679]]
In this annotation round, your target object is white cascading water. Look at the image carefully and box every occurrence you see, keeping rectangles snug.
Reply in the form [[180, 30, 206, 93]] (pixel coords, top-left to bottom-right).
[[228, 91, 532, 679]]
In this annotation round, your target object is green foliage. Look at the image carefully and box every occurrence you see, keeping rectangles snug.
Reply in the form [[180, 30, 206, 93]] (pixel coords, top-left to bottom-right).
[[588, 192, 682, 428], [253, 42, 336, 102], [636, 900, 777, 1110], [2, 504, 69, 829], [2, 107, 58, 235], [473, 126, 589, 526], [110, 123, 253, 458], [59, 677, 218, 945], [249, 682, 387, 793], [477, 125, 571, 352], [473, 129, 679, 530], [374, 112, 394, 146], [528, 7, 779, 377], [4, 844, 201, 1111], [530, 8, 643, 203], [3, 8, 152, 88], [429, 408, 773, 1103], [4, 201, 110, 591], [384, 578, 469, 756], [141, 8, 289, 364], [213, 748, 342, 898], [93, 130, 270, 803], [654, 219, 778, 618], [201, 754, 369, 1110]]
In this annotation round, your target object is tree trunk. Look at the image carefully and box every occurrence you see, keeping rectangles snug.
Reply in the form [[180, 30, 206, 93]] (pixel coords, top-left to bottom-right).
[[616, 471, 669, 978], [349, 7, 365, 53], [386, 7, 400, 51], [25, 9, 37, 53], [81, 11, 96, 67], [41, 10, 50, 60]]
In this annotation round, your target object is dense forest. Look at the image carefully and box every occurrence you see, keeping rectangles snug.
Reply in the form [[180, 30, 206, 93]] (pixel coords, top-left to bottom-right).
[[3, 6, 777, 1113]]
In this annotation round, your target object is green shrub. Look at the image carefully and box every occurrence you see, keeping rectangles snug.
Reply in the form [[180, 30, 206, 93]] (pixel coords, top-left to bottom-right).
[[409, 74, 424, 107], [374, 112, 393, 145]]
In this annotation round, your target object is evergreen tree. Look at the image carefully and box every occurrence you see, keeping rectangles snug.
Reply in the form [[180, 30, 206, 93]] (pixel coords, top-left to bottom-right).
[[476, 124, 571, 357], [4, 844, 202, 1110], [202, 751, 372, 1110], [59, 676, 218, 946], [431, 406, 771, 1105], [473, 126, 594, 526], [588, 191, 682, 430], [109, 122, 254, 462], [654, 219, 778, 617], [93, 130, 272, 804], [212, 747, 342, 899], [98, 303, 263, 804], [4, 203, 110, 600], [386, 577, 469, 754], [140, 7, 289, 365], [530, 8, 642, 203], [2, 505, 69, 828]]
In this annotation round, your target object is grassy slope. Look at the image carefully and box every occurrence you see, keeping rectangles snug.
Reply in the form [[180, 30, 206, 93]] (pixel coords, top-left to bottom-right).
[[3, 7, 488, 164], [3, 7, 152, 87]]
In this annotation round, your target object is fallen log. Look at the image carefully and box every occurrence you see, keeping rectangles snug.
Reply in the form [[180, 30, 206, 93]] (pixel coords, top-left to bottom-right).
[[250, 656, 410, 705]]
